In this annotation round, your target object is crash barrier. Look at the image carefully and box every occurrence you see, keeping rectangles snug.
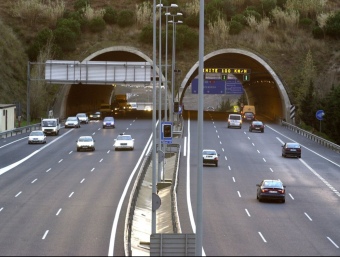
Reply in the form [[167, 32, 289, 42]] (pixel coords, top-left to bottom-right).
[[124, 152, 152, 256], [281, 121, 340, 153], [0, 123, 41, 139]]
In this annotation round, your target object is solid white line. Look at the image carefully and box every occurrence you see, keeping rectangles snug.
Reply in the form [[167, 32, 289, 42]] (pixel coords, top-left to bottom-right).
[[108, 131, 154, 256], [183, 137, 187, 157], [186, 118, 206, 256]]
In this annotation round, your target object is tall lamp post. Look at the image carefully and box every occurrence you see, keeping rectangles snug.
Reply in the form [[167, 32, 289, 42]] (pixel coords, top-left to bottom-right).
[[164, 4, 178, 122], [167, 13, 182, 123]]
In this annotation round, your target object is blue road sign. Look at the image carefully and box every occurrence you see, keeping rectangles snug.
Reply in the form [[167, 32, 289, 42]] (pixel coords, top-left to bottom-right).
[[191, 78, 243, 94], [316, 110, 324, 121], [161, 121, 173, 144]]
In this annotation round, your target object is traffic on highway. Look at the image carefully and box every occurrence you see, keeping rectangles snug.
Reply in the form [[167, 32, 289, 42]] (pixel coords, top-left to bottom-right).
[[0, 113, 340, 256]]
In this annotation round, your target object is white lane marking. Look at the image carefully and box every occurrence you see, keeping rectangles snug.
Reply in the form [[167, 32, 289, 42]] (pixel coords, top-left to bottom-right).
[[304, 212, 313, 221], [46, 168, 51, 173], [263, 158, 266, 162], [31, 179, 37, 183], [237, 191, 241, 197], [56, 208, 62, 216], [69, 151, 72, 154], [258, 232, 267, 243], [269, 168, 274, 172], [257, 150, 260, 153], [232, 177, 235, 182], [228, 166, 231, 170], [42, 230, 49, 240], [108, 131, 154, 256], [289, 193, 294, 200], [68, 192, 74, 198], [0, 129, 75, 176], [80, 178, 85, 183], [252, 143, 255, 146], [224, 156, 227, 161], [99, 158, 103, 162], [299, 159, 340, 197], [220, 141, 222, 144], [15, 191, 22, 197], [183, 137, 187, 157], [269, 126, 340, 168], [0, 137, 27, 148], [91, 168, 95, 172], [327, 237, 339, 248], [58, 159, 63, 163], [245, 209, 251, 217], [186, 118, 206, 256]]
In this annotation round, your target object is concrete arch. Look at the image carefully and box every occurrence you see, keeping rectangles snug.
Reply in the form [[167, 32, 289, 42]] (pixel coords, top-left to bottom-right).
[[180, 48, 292, 122]]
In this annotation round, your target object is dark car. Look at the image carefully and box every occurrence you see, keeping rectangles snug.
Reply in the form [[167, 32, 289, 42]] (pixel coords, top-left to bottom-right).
[[89, 111, 102, 120], [243, 112, 255, 121], [256, 179, 286, 203], [249, 120, 264, 132], [282, 142, 301, 158], [102, 116, 115, 128]]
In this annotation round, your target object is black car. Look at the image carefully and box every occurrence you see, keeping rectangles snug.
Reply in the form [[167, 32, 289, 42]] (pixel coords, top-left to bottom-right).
[[282, 142, 301, 158], [243, 112, 255, 121], [249, 121, 264, 132], [256, 179, 286, 203], [89, 111, 102, 120]]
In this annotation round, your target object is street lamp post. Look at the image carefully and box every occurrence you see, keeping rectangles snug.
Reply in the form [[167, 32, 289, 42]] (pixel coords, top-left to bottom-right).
[[167, 13, 182, 123], [164, 4, 178, 122]]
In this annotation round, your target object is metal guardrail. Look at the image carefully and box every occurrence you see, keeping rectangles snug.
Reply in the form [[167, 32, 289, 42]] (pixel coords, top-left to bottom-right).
[[0, 123, 41, 139], [281, 121, 340, 153]]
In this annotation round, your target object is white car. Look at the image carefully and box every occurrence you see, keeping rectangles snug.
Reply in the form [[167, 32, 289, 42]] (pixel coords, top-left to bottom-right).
[[76, 113, 89, 124], [28, 130, 46, 144], [76, 136, 95, 152], [202, 149, 219, 167], [114, 133, 134, 151]]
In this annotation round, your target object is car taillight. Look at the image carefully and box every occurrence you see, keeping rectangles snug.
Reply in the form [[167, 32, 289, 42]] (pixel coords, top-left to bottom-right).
[[214, 157, 218, 160], [278, 189, 285, 194], [261, 188, 269, 193]]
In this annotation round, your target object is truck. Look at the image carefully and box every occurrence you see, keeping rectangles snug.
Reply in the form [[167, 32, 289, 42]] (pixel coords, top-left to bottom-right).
[[113, 94, 132, 112], [100, 103, 114, 117], [41, 118, 60, 136]]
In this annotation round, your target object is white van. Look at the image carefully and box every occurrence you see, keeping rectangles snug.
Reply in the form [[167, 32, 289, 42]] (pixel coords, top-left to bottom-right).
[[227, 114, 242, 128]]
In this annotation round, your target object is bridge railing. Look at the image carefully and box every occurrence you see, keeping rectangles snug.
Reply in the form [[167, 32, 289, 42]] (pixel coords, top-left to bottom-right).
[[0, 123, 41, 139], [281, 121, 340, 153]]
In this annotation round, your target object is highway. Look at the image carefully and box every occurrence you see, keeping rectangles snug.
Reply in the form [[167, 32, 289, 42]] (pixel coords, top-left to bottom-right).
[[0, 114, 340, 256], [0, 118, 152, 256], [177, 113, 340, 256]]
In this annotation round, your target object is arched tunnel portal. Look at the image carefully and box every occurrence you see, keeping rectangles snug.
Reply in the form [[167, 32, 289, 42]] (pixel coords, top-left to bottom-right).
[[58, 47, 292, 122]]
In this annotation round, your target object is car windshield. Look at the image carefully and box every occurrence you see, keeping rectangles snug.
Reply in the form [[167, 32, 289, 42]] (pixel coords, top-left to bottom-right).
[[79, 137, 92, 142], [203, 150, 216, 155], [230, 115, 241, 120], [31, 131, 42, 136], [42, 120, 56, 126], [117, 135, 132, 140], [287, 143, 300, 148], [104, 117, 114, 121], [77, 113, 86, 117], [253, 121, 263, 125], [67, 117, 77, 121], [245, 112, 254, 116], [263, 181, 282, 187]]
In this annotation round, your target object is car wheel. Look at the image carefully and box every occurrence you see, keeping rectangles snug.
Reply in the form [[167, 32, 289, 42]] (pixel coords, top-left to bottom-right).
[[261, 129, 264, 133], [215, 162, 218, 167], [28, 141, 31, 144], [298, 155, 301, 158], [77, 148, 80, 152], [249, 128, 252, 132], [282, 198, 285, 203]]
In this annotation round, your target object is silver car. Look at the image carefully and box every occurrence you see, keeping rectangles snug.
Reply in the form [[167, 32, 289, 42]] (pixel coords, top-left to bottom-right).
[[28, 130, 46, 144], [76, 113, 89, 124], [65, 116, 80, 128]]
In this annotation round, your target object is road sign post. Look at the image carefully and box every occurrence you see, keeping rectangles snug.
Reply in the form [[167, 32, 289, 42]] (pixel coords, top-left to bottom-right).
[[316, 110, 325, 132]]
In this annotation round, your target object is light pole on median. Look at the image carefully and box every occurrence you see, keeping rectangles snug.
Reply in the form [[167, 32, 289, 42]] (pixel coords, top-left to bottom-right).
[[167, 13, 182, 123], [164, 4, 178, 122]]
